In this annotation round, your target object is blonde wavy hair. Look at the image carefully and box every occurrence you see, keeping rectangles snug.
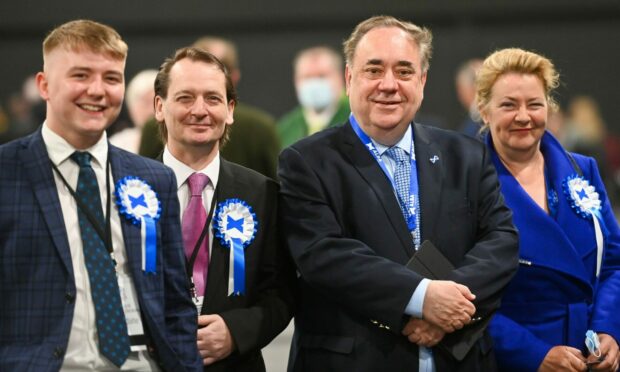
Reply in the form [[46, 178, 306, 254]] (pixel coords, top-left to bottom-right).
[[476, 48, 559, 130]]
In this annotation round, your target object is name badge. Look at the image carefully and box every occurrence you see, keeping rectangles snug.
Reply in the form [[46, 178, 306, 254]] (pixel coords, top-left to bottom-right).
[[193, 295, 204, 314], [117, 272, 147, 351]]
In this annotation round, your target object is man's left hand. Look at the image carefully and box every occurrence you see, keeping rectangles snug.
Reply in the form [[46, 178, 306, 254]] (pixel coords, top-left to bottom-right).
[[197, 314, 236, 365], [587, 333, 619, 372], [402, 318, 445, 347]]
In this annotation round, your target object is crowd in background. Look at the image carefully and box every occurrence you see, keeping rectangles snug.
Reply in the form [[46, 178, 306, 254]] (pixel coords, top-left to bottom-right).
[[1, 14, 619, 372]]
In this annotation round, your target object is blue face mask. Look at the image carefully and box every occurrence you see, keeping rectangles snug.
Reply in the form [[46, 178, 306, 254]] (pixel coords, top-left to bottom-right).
[[297, 78, 334, 111]]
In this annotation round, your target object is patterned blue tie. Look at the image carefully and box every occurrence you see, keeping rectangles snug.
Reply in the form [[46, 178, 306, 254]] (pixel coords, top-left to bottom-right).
[[71, 151, 130, 367], [386, 146, 411, 221]]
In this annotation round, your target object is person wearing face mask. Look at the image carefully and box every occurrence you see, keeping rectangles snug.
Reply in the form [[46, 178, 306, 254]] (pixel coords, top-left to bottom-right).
[[478, 48, 620, 372], [277, 46, 349, 148]]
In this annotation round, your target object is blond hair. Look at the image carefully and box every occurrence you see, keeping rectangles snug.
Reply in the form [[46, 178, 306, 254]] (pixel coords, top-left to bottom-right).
[[476, 48, 559, 129], [43, 19, 128, 61]]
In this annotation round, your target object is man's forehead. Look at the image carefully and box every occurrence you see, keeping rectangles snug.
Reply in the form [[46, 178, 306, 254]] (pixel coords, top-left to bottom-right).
[[169, 59, 226, 89], [352, 28, 419, 66]]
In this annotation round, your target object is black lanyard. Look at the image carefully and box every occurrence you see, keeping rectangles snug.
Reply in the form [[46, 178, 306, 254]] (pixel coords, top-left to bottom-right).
[[51, 154, 115, 265], [187, 184, 218, 299]]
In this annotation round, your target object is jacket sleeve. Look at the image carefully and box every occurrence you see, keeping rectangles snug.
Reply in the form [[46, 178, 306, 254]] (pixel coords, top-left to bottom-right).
[[278, 145, 425, 332], [489, 313, 552, 371], [581, 156, 620, 342], [159, 170, 203, 371], [446, 145, 520, 318], [219, 180, 295, 355]]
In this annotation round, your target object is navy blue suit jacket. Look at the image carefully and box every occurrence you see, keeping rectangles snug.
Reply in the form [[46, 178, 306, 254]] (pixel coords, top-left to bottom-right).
[[0, 130, 201, 371], [279, 121, 519, 371]]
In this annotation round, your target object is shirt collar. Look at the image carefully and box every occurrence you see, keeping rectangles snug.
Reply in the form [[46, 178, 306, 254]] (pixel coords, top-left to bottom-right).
[[163, 147, 220, 190], [41, 121, 108, 168], [371, 124, 413, 157]]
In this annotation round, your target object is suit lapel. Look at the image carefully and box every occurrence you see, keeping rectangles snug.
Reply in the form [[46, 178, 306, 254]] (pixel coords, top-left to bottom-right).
[[20, 130, 74, 275], [109, 147, 143, 277], [413, 124, 444, 242], [203, 159, 234, 310], [340, 122, 415, 257], [494, 154, 591, 286]]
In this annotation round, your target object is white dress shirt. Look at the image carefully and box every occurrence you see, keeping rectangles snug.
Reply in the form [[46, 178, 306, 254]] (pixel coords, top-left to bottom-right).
[[42, 123, 158, 371]]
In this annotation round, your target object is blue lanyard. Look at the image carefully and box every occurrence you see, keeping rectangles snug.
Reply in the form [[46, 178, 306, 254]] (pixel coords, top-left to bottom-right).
[[349, 114, 419, 233]]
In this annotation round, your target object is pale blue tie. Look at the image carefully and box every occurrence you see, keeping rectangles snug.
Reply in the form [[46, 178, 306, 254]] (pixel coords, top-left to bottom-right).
[[386, 146, 411, 222]]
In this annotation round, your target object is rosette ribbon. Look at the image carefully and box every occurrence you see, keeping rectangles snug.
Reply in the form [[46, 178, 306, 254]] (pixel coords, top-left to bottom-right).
[[214, 198, 257, 296], [564, 175, 609, 276], [115, 176, 161, 273]]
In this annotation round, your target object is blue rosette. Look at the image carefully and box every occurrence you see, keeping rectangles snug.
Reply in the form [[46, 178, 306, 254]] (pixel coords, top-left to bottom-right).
[[563, 175, 601, 220], [563, 175, 608, 276], [213, 198, 258, 296], [115, 176, 161, 273]]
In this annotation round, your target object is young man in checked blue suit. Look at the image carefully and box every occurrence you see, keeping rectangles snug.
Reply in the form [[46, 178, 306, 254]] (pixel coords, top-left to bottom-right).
[[0, 20, 201, 371]]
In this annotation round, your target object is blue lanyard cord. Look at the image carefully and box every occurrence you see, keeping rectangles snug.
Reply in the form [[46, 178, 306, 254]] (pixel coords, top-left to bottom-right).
[[349, 114, 420, 236]]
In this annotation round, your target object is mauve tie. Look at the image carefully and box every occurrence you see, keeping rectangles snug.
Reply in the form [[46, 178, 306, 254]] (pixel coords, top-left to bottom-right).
[[182, 172, 210, 297]]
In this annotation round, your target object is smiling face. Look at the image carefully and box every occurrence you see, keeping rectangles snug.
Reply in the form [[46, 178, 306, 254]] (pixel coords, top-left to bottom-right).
[[481, 72, 548, 158], [154, 58, 235, 155], [345, 26, 427, 146], [37, 46, 125, 149]]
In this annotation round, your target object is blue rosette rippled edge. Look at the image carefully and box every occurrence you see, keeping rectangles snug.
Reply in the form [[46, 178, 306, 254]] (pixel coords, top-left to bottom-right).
[[115, 176, 161, 273], [213, 198, 258, 295]]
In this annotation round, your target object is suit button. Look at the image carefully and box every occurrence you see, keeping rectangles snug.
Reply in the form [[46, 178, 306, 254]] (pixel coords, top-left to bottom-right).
[[53, 346, 64, 359], [65, 292, 75, 303]]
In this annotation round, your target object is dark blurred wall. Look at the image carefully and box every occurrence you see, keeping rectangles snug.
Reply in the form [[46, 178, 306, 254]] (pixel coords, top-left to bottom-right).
[[1, 0, 619, 132]]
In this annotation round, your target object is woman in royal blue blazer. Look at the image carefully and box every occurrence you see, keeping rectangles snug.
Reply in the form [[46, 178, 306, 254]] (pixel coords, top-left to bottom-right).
[[476, 48, 620, 372]]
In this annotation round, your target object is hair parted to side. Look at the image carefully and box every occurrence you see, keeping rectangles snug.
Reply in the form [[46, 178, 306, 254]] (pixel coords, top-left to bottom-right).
[[476, 48, 560, 130], [154, 46, 237, 145], [42, 19, 128, 61], [343, 15, 433, 72]]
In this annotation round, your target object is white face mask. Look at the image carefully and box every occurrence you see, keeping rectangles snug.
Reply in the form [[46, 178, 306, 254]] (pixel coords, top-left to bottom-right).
[[297, 78, 334, 111]]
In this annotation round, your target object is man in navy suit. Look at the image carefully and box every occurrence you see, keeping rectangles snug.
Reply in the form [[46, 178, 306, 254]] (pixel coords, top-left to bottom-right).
[[279, 16, 519, 371], [0, 20, 201, 371], [153, 46, 294, 371]]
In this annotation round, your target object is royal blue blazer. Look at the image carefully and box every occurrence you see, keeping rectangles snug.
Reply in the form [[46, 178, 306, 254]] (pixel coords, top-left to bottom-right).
[[487, 132, 620, 371]]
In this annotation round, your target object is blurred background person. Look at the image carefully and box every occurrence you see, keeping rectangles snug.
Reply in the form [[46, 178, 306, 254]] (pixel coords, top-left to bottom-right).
[[277, 46, 349, 148], [564, 95, 620, 208], [140, 36, 281, 180], [546, 106, 566, 141], [455, 58, 484, 139], [477, 48, 620, 372], [564, 95, 607, 161], [0, 75, 42, 144], [109, 69, 157, 153]]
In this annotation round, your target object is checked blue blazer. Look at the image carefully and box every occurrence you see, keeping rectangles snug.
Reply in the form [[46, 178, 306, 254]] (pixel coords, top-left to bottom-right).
[[0, 129, 202, 372]]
